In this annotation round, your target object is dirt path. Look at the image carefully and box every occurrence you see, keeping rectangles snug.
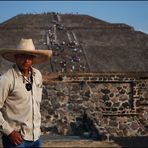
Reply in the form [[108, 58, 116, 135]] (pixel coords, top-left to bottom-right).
[[42, 140, 120, 147], [0, 135, 120, 147], [41, 135, 120, 147]]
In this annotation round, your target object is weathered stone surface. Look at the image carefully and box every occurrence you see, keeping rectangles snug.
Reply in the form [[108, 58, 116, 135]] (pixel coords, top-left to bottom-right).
[[40, 73, 148, 140]]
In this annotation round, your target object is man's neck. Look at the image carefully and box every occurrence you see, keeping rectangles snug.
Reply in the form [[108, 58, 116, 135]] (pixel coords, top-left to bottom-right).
[[23, 69, 31, 78], [17, 66, 31, 79]]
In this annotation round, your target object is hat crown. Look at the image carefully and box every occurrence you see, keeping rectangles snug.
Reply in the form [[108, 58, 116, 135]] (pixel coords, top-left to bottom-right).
[[17, 39, 35, 51], [0, 38, 52, 64]]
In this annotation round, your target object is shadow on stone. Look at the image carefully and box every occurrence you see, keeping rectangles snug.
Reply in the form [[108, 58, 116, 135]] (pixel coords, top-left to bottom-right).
[[112, 136, 148, 148], [70, 111, 103, 140]]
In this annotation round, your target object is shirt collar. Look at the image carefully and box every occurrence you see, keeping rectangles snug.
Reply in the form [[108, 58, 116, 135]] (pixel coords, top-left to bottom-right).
[[13, 64, 36, 77]]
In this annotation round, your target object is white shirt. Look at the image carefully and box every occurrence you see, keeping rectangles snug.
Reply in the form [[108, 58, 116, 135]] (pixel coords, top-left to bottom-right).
[[0, 64, 42, 141]]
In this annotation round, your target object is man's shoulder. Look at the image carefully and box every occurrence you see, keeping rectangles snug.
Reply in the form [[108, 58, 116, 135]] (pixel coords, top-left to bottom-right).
[[32, 67, 42, 77], [32, 67, 41, 73], [0, 67, 14, 81], [2, 67, 14, 76]]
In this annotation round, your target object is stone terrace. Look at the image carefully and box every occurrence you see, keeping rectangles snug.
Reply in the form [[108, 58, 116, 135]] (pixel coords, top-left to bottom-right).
[[41, 72, 148, 140]]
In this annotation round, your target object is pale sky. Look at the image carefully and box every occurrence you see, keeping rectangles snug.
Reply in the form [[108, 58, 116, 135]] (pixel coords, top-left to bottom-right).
[[0, 1, 148, 33]]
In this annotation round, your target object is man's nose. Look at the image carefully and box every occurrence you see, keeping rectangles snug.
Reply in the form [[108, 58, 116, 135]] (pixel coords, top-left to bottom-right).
[[24, 58, 32, 62]]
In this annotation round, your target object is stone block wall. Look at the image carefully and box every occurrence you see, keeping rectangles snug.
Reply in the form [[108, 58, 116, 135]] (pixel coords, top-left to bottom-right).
[[41, 73, 148, 139]]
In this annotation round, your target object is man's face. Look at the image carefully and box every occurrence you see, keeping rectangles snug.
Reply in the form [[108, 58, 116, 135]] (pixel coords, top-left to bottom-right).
[[15, 54, 34, 71]]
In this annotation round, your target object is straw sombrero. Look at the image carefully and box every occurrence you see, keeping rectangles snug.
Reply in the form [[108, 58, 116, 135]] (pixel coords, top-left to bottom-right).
[[0, 38, 52, 64]]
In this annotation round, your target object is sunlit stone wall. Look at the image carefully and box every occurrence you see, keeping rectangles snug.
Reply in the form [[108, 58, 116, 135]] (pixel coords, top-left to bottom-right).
[[41, 73, 148, 138]]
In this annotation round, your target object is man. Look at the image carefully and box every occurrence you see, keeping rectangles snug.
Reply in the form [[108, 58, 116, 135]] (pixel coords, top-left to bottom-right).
[[0, 38, 52, 147]]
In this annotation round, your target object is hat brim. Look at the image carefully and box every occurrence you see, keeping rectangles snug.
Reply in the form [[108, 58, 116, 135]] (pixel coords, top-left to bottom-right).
[[0, 49, 52, 64]]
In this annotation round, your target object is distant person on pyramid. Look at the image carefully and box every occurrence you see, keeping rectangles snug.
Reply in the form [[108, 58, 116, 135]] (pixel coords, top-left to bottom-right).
[[0, 38, 52, 147]]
